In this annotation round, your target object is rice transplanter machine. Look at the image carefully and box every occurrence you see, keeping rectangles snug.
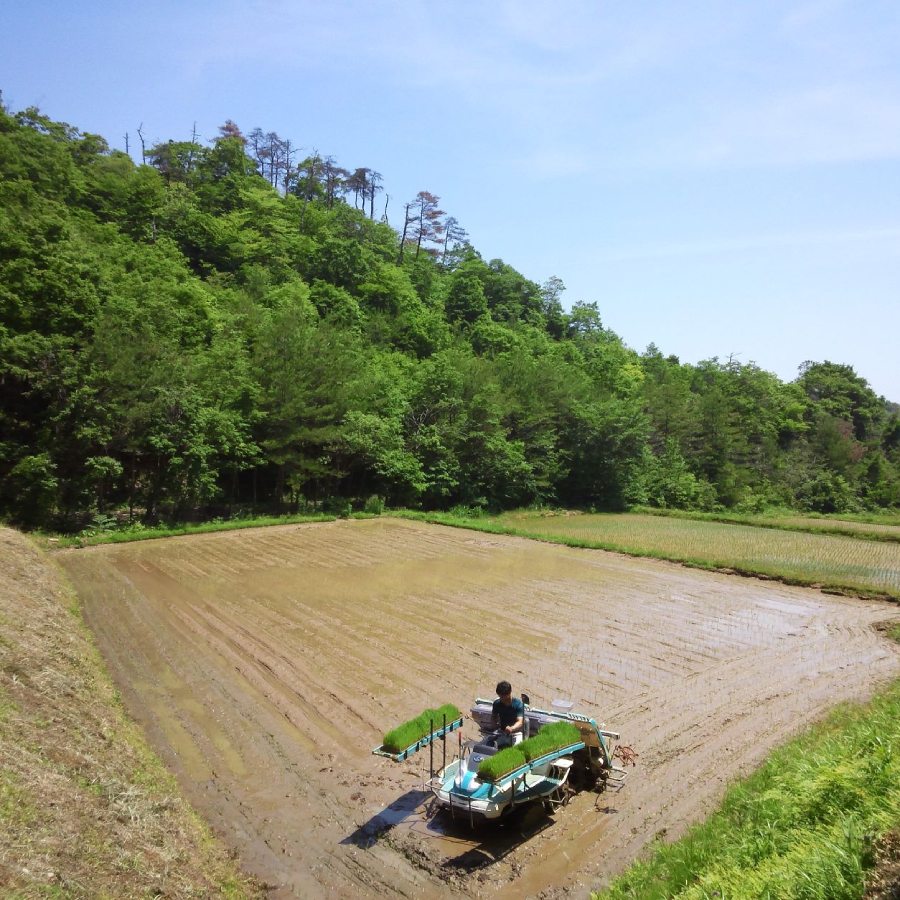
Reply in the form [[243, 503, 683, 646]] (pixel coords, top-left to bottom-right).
[[373, 696, 628, 826]]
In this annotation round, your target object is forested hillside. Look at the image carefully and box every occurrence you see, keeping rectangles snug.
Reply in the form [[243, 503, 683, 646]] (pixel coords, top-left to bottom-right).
[[1, 104, 898, 530]]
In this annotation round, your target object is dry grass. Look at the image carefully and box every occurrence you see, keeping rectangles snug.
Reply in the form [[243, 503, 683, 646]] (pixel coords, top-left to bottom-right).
[[0, 526, 259, 898]]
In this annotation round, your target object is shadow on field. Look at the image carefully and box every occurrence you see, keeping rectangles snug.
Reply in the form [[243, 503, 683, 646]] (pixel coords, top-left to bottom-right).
[[343, 784, 556, 870], [429, 802, 556, 872], [343, 788, 431, 848], [341, 789, 554, 872]]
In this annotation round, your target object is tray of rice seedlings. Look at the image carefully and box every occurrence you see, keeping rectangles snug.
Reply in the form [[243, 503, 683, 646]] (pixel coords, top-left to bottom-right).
[[477, 723, 584, 784], [476, 745, 528, 783], [520, 722, 583, 763], [373, 703, 463, 761]]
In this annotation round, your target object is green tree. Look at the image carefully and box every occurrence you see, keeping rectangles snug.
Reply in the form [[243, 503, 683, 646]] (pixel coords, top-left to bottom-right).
[[254, 301, 361, 505], [444, 258, 489, 325]]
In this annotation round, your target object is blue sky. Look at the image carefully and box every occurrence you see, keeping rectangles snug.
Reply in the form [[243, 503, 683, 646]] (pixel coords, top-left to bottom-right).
[[3, 0, 899, 399]]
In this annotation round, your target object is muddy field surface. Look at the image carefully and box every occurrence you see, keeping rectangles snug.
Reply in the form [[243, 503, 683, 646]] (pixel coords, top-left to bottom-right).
[[58, 519, 900, 898]]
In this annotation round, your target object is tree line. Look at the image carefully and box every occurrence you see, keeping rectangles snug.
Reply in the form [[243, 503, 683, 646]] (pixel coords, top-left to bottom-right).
[[1, 104, 897, 530]]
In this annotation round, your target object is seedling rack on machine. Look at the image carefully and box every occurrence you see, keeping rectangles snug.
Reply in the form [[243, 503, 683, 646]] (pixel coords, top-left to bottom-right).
[[372, 710, 464, 769]]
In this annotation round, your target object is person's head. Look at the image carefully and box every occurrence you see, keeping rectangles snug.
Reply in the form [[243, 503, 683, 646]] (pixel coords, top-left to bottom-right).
[[496, 680, 512, 704]]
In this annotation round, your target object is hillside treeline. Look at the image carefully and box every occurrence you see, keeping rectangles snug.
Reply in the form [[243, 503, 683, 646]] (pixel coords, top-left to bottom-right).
[[1, 106, 898, 530]]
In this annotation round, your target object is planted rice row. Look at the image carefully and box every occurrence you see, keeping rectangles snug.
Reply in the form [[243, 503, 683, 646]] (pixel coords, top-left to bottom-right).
[[497, 512, 900, 597]]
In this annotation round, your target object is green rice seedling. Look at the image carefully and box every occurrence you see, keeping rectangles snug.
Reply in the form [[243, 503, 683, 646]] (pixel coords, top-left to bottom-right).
[[382, 703, 461, 752], [477, 746, 527, 783], [521, 722, 582, 762], [476, 723, 581, 782], [421, 704, 462, 736]]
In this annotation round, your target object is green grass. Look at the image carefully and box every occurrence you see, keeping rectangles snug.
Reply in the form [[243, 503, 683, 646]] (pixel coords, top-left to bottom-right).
[[595, 678, 900, 899], [808, 509, 900, 527], [382, 704, 462, 753], [0, 686, 14, 725], [0, 771, 36, 829], [394, 510, 900, 601], [45, 512, 349, 548]]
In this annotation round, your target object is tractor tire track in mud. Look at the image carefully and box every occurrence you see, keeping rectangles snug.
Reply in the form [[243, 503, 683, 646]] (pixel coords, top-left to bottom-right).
[[58, 519, 900, 897]]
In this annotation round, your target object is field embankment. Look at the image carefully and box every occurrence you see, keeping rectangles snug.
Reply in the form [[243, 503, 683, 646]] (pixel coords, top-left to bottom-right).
[[597, 676, 900, 899], [57, 518, 900, 897], [412, 510, 900, 601], [0, 526, 257, 897]]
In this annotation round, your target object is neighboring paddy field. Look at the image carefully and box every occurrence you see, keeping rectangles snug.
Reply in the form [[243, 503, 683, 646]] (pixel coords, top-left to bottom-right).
[[637, 508, 900, 541], [57, 518, 900, 897], [490, 511, 900, 599], [764, 515, 900, 539]]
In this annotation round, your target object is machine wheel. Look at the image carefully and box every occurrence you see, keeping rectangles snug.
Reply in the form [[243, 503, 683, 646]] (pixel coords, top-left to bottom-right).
[[570, 749, 597, 791]]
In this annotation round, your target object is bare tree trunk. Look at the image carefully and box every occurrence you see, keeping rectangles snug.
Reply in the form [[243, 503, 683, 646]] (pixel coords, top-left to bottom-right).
[[187, 121, 199, 170], [282, 139, 293, 194], [415, 203, 424, 259], [136, 123, 146, 164], [398, 201, 411, 263]]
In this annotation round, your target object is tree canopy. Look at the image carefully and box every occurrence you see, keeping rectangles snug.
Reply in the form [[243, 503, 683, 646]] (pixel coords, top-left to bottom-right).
[[1, 104, 897, 529]]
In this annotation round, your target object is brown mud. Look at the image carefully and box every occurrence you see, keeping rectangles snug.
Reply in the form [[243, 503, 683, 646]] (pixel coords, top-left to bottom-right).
[[58, 518, 900, 898]]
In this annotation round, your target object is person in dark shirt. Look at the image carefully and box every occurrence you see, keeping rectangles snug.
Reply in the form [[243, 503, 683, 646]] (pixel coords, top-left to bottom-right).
[[492, 680, 525, 746]]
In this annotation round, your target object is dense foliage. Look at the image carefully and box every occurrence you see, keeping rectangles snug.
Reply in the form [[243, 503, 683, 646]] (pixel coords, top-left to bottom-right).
[[1, 105, 898, 530]]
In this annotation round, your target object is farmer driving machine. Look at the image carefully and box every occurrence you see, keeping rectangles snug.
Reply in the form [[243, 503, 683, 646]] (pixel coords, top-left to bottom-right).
[[373, 695, 629, 826]]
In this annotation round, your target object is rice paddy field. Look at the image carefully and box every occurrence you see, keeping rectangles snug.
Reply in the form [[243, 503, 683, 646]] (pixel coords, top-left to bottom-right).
[[491, 511, 900, 600], [638, 508, 900, 542], [766, 515, 900, 539], [56, 518, 900, 897]]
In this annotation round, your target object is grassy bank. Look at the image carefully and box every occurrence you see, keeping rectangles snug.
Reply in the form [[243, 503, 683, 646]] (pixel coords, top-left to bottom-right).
[[393, 510, 900, 602], [595, 672, 900, 899], [0, 526, 259, 897], [43, 511, 352, 548]]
